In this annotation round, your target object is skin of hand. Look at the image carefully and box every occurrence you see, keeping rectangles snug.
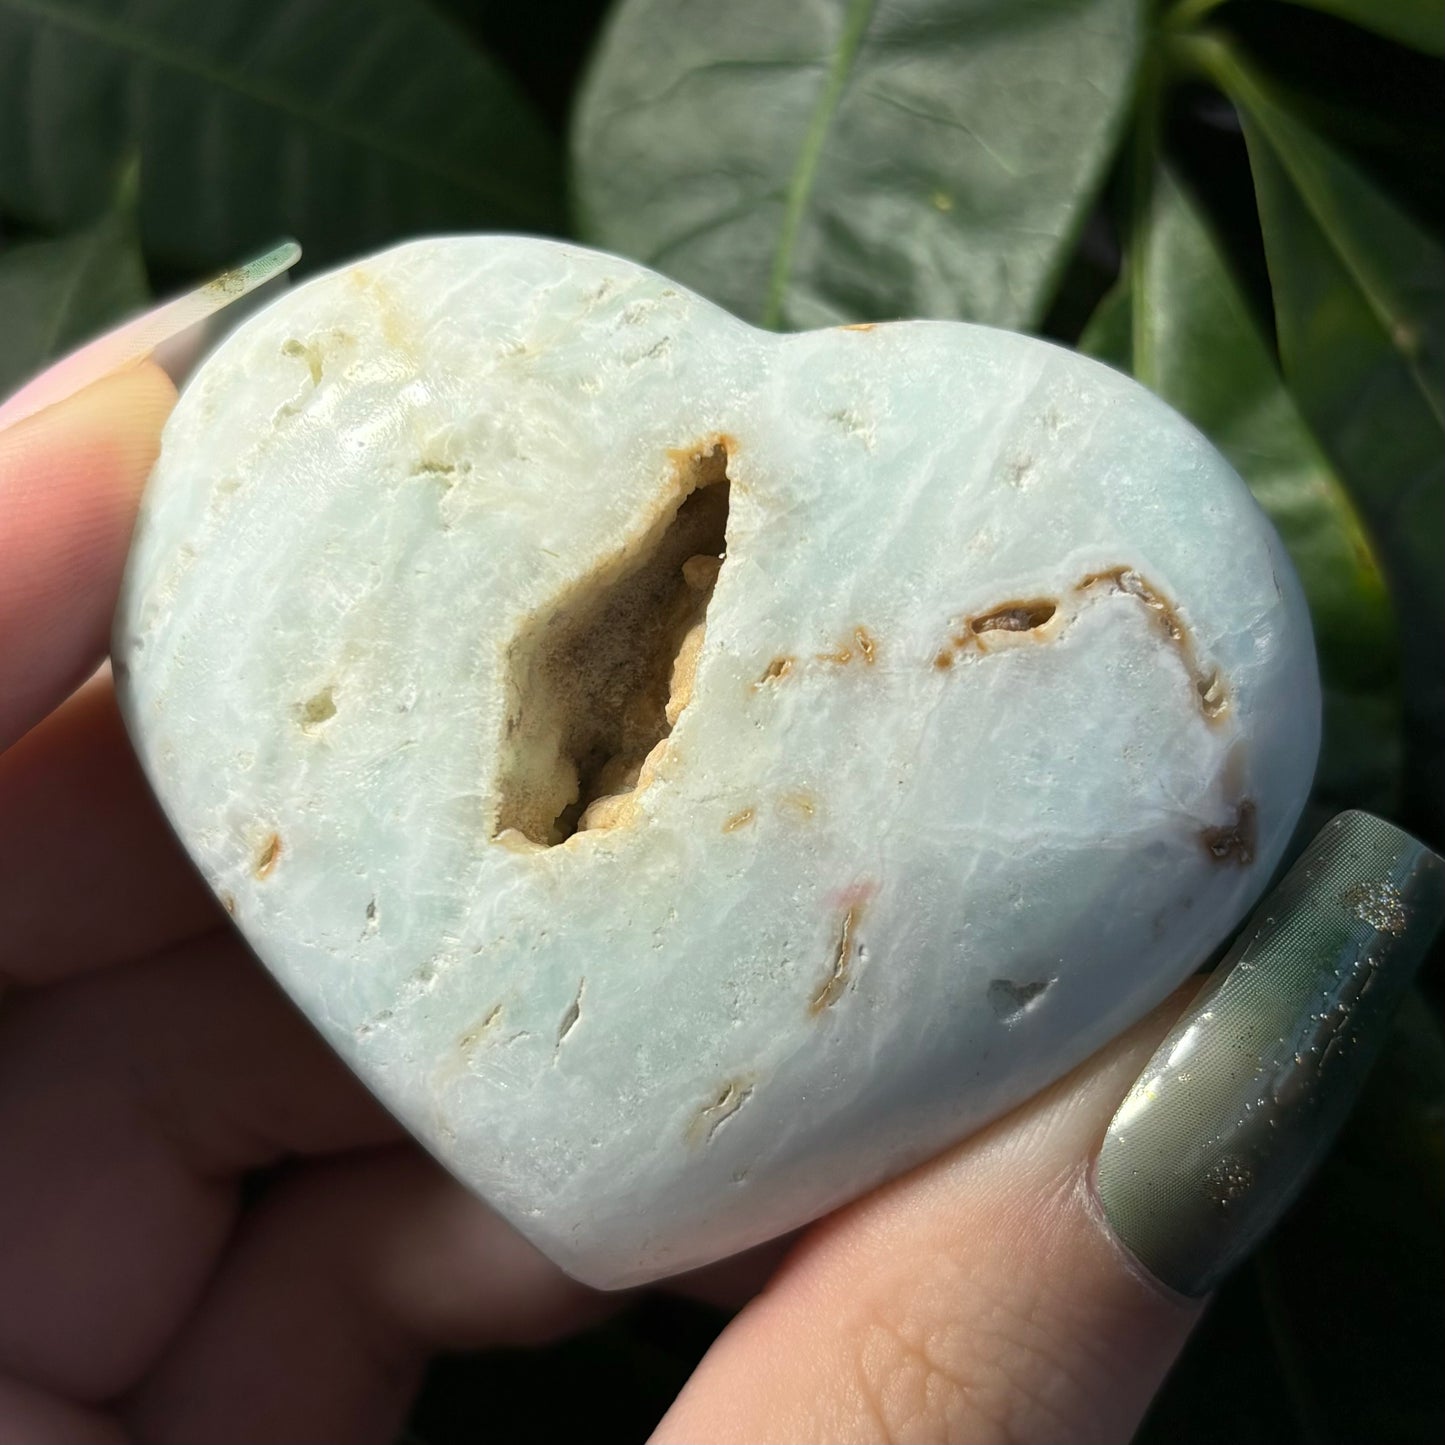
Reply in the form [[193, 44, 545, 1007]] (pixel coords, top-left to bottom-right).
[[0, 351, 1217, 1445]]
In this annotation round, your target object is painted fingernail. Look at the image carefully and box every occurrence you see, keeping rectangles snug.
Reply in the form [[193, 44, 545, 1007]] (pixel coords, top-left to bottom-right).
[[1095, 810, 1445, 1298], [0, 239, 301, 431]]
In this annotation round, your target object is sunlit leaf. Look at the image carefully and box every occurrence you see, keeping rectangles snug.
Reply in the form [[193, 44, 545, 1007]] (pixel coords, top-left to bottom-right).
[[1197, 38, 1445, 834], [1081, 166, 1401, 812], [573, 0, 1143, 330]]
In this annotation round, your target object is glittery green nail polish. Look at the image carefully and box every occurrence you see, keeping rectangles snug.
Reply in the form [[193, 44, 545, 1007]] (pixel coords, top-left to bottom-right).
[[1096, 811, 1445, 1298]]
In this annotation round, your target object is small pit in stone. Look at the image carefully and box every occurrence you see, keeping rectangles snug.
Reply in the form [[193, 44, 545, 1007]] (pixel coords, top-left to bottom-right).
[[810, 903, 864, 1015], [988, 977, 1054, 1022], [298, 686, 337, 733], [756, 656, 794, 687], [254, 833, 282, 879], [688, 1079, 754, 1146], [281, 337, 324, 386], [494, 441, 732, 846], [1201, 800, 1257, 865], [970, 599, 1057, 635]]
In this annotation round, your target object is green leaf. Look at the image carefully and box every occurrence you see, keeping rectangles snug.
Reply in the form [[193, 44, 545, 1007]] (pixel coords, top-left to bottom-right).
[[573, 0, 1143, 331], [0, 191, 148, 398], [0, 0, 563, 270], [1076, 274, 1132, 370], [1081, 167, 1401, 812], [1254, 987, 1445, 1444], [1268, 0, 1445, 57], [1194, 39, 1445, 834]]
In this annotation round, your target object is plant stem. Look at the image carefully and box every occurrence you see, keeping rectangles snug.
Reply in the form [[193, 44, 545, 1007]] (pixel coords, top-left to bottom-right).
[[1125, 44, 1163, 386], [1167, 0, 1230, 31], [1164, 28, 1232, 85]]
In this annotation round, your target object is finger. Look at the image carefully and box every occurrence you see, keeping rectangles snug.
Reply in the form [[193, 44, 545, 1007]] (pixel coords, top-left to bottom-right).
[[125, 1149, 607, 1445], [0, 364, 176, 750], [0, 241, 299, 434], [0, 669, 225, 984], [656, 815, 1444, 1445], [0, 1373, 125, 1445], [0, 934, 400, 1401], [658, 995, 1200, 1445]]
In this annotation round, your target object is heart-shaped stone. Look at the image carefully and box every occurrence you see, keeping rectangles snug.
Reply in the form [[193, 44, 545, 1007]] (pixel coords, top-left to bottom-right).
[[115, 238, 1319, 1288]]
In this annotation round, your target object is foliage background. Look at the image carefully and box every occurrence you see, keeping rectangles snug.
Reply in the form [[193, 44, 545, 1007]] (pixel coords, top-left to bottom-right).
[[0, 0, 1440, 1439]]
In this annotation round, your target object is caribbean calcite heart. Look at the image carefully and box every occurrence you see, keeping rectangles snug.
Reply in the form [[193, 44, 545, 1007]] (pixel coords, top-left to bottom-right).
[[115, 238, 1319, 1287]]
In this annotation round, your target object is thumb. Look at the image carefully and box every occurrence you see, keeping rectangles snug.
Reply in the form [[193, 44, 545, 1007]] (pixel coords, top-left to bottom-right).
[[655, 813, 1444, 1445], [0, 240, 300, 751], [0, 364, 176, 750]]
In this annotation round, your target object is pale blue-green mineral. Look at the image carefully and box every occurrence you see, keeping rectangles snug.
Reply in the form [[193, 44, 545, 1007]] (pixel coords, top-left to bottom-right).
[[115, 238, 1319, 1287]]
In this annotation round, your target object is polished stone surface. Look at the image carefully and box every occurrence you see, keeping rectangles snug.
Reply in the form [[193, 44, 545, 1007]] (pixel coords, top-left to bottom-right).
[[115, 237, 1319, 1287]]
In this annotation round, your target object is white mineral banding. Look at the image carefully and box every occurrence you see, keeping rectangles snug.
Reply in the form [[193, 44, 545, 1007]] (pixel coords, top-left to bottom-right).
[[114, 237, 1320, 1288]]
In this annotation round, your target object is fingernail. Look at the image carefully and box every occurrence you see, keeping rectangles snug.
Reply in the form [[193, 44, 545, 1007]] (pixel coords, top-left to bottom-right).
[[0, 239, 301, 432], [1095, 810, 1445, 1298]]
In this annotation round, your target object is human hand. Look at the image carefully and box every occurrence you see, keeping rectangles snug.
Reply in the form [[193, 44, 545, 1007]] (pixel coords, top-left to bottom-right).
[[2, 316, 1438, 1445], [0, 347, 615, 1443]]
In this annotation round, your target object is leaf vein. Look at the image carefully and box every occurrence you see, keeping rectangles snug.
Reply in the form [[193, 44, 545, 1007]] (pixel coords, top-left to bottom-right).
[[761, 0, 877, 329]]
